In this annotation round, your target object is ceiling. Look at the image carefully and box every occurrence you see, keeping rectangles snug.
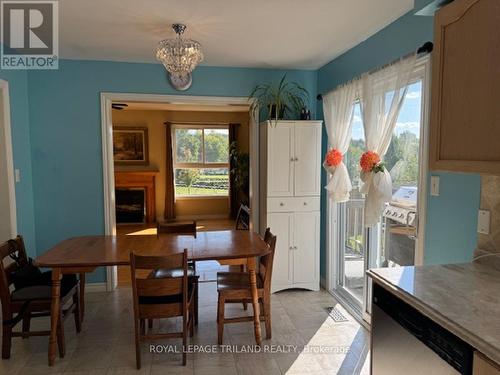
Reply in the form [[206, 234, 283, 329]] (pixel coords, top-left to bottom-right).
[[113, 101, 250, 112], [59, 0, 414, 69]]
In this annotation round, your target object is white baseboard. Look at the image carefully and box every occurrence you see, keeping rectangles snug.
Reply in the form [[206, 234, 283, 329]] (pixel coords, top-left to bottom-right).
[[84, 282, 107, 293]]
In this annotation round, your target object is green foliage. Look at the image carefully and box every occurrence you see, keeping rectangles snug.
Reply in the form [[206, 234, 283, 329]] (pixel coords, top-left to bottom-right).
[[176, 169, 201, 194], [385, 131, 419, 188], [204, 132, 229, 163], [249, 74, 310, 123], [175, 128, 229, 163], [229, 141, 249, 195], [175, 129, 202, 162], [344, 131, 420, 191]]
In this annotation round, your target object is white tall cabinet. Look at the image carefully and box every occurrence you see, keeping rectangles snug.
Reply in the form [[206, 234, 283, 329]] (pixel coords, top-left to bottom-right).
[[259, 120, 322, 293]]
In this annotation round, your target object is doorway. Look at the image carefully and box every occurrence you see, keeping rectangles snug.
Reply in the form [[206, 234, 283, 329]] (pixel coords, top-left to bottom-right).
[[100, 93, 259, 290], [326, 56, 431, 322], [0, 80, 17, 242]]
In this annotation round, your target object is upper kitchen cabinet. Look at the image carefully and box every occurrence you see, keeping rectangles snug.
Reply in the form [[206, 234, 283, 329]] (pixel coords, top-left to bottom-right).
[[430, 0, 500, 174]]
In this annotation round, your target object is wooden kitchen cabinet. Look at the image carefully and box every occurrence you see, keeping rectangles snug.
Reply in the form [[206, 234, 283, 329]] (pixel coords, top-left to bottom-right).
[[429, 0, 500, 174], [474, 352, 500, 375]]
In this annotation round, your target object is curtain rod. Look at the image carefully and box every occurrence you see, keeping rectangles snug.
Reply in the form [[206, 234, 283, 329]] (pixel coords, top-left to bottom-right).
[[316, 41, 433, 101]]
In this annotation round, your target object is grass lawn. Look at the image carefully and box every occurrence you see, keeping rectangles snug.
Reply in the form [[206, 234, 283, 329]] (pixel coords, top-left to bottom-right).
[[175, 186, 228, 196]]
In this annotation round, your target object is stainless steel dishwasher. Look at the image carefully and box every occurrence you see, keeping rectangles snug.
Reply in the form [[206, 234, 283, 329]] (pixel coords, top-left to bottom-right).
[[371, 284, 473, 374]]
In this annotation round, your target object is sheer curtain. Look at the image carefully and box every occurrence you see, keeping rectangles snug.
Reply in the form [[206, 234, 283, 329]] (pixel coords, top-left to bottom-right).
[[359, 54, 417, 226], [322, 82, 358, 202]]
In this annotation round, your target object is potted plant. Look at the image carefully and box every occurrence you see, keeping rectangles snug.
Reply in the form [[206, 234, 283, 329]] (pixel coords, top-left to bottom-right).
[[229, 141, 250, 216], [249, 74, 310, 123]]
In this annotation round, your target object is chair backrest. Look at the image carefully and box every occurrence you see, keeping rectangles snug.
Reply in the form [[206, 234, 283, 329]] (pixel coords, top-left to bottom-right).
[[157, 221, 197, 238], [259, 228, 276, 292], [130, 250, 188, 319], [235, 204, 250, 230], [0, 236, 28, 315]]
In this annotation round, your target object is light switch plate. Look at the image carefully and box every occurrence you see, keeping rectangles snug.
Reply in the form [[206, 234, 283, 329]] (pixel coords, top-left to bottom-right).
[[430, 175, 440, 196], [478, 210, 490, 235], [14, 169, 20, 183]]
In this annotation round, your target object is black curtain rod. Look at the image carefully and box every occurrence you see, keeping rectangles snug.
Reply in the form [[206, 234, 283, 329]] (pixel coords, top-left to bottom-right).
[[316, 41, 433, 101]]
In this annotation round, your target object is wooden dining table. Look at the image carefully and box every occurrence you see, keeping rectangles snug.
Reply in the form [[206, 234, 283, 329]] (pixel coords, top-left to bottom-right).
[[35, 230, 270, 366]]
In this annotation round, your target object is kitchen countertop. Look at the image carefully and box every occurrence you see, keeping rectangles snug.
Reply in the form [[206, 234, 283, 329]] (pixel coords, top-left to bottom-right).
[[367, 261, 500, 365]]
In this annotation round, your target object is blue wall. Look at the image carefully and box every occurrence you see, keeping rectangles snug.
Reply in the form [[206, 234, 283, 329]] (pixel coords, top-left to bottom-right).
[[316, 0, 481, 276], [0, 69, 37, 257], [26, 60, 317, 282]]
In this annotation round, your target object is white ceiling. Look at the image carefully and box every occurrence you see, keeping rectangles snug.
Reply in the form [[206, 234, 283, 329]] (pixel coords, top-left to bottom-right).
[[59, 0, 413, 69]]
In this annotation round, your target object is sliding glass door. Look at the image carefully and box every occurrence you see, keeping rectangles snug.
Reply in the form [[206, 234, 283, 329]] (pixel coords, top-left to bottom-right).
[[329, 58, 430, 321]]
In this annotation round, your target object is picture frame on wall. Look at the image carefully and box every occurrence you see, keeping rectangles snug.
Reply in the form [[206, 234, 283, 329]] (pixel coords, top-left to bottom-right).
[[113, 126, 149, 165]]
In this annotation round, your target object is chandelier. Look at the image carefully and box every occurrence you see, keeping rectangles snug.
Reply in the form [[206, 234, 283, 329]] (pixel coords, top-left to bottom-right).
[[156, 24, 203, 90]]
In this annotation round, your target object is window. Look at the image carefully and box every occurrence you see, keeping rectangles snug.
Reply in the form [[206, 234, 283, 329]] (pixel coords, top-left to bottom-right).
[[172, 125, 229, 197]]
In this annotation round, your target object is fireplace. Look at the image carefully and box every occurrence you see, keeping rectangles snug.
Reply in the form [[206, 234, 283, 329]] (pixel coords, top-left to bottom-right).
[[116, 188, 146, 223], [114, 170, 158, 224]]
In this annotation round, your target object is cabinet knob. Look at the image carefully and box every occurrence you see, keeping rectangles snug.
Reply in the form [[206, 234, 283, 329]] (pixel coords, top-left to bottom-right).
[[280, 202, 284, 206], [290, 158, 294, 162], [289, 246, 293, 250], [303, 202, 307, 206], [294, 157, 299, 161]]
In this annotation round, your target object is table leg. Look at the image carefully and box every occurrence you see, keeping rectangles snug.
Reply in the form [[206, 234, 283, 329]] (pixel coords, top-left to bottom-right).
[[49, 268, 62, 366], [79, 273, 85, 322], [247, 257, 262, 345]]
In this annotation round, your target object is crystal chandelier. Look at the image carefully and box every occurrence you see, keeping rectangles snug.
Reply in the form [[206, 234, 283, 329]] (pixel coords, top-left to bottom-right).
[[156, 24, 203, 90]]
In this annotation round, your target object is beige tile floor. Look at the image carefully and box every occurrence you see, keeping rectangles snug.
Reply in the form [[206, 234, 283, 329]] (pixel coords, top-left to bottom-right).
[[0, 283, 369, 375]]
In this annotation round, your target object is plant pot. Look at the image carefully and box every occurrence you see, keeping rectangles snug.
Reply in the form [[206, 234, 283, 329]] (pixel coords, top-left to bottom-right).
[[269, 104, 286, 120]]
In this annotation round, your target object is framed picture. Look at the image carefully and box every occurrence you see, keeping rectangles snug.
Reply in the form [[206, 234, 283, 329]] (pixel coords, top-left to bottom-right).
[[113, 126, 149, 165]]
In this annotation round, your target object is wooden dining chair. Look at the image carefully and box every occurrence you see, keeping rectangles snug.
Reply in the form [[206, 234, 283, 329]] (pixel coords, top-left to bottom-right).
[[130, 250, 195, 368], [216, 228, 276, 345], [150, 221, 199, 326], [0, 236, 81, 359], [217, 204, 250, 301]]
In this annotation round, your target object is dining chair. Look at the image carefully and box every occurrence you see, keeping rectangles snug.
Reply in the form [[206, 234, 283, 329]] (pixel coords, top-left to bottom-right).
[[130, 250, 195, 368], [0, 236, 81, 359], [217, 204, 250, 306], [216, 228, 276, 345], [150, 221, 199, 326]]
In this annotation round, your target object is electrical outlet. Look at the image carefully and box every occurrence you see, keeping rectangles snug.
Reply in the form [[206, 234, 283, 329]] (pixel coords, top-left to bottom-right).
[[15, 169, 20, 183], [430, 175, 440, 196], [478, 210, 490, 235]]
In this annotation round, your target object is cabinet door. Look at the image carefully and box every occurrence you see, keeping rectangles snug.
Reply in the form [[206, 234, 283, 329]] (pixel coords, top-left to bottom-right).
[[267, 123, 294, 197], [294, 122, 322, 196], [267, 212, 293, 288], [292, 211, 320, 285], [473, 352, 500, 375], [430, 0, 500, 174]]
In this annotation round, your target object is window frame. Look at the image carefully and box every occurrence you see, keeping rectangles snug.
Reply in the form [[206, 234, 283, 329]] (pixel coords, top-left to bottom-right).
[[171, 124, 230, 198]]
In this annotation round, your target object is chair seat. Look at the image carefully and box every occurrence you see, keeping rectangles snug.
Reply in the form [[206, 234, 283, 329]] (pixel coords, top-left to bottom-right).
[[216, 272, 263, 292], [138, 284, 194, 305], [11, 274, 78, 301]]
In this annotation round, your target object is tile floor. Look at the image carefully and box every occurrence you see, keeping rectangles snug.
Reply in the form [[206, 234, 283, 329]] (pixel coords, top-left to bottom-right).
[[0, 283, 370, 375]]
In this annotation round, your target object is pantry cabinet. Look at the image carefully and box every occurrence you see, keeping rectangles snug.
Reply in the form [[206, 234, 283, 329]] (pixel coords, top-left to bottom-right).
[[259, 120, 322, 292], [430, 0, 500, 174]]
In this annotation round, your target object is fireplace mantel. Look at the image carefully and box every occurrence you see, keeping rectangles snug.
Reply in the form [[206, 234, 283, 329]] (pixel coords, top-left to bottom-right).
[[115, 170, 159, 223]]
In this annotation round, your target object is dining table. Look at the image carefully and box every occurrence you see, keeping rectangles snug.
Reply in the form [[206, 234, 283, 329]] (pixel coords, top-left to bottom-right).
[[35, 230, 270, 366]]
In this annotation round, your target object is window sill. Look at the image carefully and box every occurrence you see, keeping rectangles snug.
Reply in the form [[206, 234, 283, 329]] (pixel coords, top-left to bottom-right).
[[175, 195, 229, 201]]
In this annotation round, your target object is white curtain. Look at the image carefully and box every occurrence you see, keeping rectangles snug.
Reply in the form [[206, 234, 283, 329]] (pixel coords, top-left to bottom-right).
[[359, 54, 417, 226], [323, 82, 358, 202]]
